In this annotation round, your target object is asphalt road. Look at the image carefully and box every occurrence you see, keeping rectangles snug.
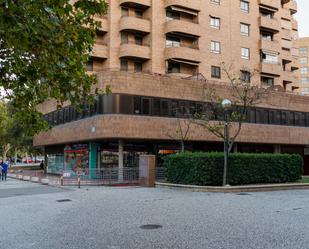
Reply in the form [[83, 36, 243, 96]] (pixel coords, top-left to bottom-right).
[[1, 179, 309, 249]]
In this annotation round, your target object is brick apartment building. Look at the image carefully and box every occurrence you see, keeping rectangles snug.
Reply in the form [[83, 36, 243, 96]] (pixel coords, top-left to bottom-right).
[[296, 37, 309, 95], [34, 0, 309, 175]]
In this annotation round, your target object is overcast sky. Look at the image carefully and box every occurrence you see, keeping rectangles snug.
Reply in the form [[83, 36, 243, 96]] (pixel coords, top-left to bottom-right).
[[295, 0, 309, 38]]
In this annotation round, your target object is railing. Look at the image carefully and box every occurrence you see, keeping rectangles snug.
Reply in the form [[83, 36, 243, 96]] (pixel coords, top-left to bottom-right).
[[120, 41, 150, 47], [166, 43, 199, 50], [156, 167, 167, 182]]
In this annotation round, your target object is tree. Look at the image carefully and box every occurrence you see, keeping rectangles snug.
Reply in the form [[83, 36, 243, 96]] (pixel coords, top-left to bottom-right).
[[0, 101, 13, 159], [194, 63, 269, 153], [0, 0, 108, 135]]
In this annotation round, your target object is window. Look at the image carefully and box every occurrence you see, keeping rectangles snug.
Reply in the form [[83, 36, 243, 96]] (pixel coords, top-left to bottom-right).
[[261, 52, 278, 64], [210, 17, 220, 29], [121, 32, 128, 44], [261, 76, 274, 87], [167, 62, 180, 73], [300, 67, 308, 74], [211, 41, 221, 53], [241, 47, 250, 59], [302, 88, 309, 94], [300, 57, 308, 64], [260, 9, 274, 19], [211, 66, 221, 78], [301, 77, 309, 84], [142, 98, 151, 115], [121, 7, 129, 17], [240, 23, 250, 36], [166, 36, 180, 47], [135, 10, 143, 18], [135, 35, 143, 45], [211, 0, 220, 4], [166, 10, 180, 22], [120, 60, 128, 71], [134, 62, 143, 72], [300, 47, 308, 56], [240, 70, 251, 83], [261, 31, 273, 41], [240, 0, 249, 13], [86, 60, 93, 71]]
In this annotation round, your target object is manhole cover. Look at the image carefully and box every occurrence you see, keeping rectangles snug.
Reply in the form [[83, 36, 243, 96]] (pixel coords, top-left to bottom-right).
[[140, 224, 162, 230], [236, 193, 251, 195], [56, 199, 72, 203]]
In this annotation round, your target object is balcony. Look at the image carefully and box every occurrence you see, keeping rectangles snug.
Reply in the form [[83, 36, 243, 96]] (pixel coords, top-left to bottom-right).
[[281, 49, 292, 63], [260, 39, 280, 53], [165, 45, 201, 63], [286, 0, 297, 14], [120, 16, 151, 34], [280, 8, 291, 20], [119, 42, 151, 60], [91, 43, 108, 60], [281, 28, 292, 41], [261, 61, 281, 76], [120, 0, 151, 9], [258, 0, 280, 10], [165, 19, 200, 38], [292, 19, 298, 30], [259, 16, 279, 33], [94, 16, 108, 33], [164, 0, 201, 12]]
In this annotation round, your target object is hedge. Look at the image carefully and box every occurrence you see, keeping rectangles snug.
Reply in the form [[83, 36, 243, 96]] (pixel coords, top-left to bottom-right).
[[164, 152, 303, 186]]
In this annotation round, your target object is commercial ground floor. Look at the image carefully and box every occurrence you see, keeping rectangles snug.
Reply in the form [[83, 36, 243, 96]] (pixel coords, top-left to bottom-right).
[[44, 139, 309, 177]]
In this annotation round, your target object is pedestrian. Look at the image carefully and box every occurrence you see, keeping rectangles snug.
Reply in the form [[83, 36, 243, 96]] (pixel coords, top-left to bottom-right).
[[40, 160, 44, 170], [0, 158, 8, 181]]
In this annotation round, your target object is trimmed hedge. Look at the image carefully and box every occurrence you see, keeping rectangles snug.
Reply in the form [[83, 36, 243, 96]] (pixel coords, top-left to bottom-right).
[[164, 152, 303, 186]]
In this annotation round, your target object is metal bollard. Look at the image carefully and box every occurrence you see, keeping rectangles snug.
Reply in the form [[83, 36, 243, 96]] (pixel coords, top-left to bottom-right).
[[78, 176, 81, 189]]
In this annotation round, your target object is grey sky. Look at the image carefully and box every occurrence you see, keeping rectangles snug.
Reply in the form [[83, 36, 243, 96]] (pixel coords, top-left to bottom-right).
[[295, 0, 309, 38]]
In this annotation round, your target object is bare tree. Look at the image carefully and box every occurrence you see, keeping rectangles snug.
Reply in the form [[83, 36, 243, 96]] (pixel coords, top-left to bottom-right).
[[194, 62, 269, 153], [166, 117, 193, 152]]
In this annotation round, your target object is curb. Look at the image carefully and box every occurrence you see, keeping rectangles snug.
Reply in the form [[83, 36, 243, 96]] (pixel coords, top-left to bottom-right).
[[155, 182, 309, 193]]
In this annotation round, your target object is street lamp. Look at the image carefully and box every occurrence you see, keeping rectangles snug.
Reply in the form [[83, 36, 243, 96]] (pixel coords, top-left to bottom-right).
[[222, 99, 232, 186]]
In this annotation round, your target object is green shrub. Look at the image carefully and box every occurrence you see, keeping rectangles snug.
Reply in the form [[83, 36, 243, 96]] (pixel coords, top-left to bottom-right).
[[164, 152, 303, 186]]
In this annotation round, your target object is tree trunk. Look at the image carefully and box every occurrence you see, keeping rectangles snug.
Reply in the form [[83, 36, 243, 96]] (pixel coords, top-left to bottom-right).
[[14, 148, 18, 164], [181, 141, 185, 152]]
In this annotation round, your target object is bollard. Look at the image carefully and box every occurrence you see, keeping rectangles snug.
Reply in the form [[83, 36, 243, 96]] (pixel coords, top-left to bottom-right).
[[60, 176, 64, 186], [78, 176, 81, 189]]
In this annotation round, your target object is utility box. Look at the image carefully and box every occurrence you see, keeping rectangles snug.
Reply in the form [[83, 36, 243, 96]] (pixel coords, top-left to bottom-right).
[[139, 155, 156, 187]]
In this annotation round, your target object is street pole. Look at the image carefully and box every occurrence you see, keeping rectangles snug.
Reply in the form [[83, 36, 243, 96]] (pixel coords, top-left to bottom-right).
[[223, 112, 228, 186]]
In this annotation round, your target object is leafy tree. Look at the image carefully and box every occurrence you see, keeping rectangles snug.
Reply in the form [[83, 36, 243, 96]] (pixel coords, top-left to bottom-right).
[[0, 0, 108, 135], [0, 101, 13, 159]]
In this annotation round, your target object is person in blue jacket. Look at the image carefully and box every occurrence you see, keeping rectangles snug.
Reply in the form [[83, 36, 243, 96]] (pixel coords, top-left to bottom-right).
[[0, 159, 8, 181]]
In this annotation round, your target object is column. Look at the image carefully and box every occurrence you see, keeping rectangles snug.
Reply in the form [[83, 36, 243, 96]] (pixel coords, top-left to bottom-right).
[[89, 142, 98, 179], [118, 140, 124, 181]]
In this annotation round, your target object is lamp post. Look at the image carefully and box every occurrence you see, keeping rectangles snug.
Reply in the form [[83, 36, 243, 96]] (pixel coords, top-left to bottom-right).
[[221, 99, 232, 186]]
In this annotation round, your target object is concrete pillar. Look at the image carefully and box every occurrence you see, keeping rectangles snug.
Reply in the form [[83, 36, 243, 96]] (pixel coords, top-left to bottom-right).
[[89, 143, 98, 179], [274, 144, 281, 154], [139, 155, 156, 187], [118, 140, 124, 181]]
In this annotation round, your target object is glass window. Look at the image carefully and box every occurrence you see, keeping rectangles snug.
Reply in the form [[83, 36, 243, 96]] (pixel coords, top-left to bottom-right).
[[211, 0, 220, 4], [240, 23, 250, 36], [301, 77, 309, 84], [261, 52, 278, 64], [240, 70, 251, 83], [261, 76, 274, 87], [167, 62, 180, 73], [142, 98, 151, 115], [166, 36, 181, 48], [86, 60, 93, 71], [210, 17, 220, 29], [134, 62, 143, 72], [211, 41, 221, 54], [121, 7, 129, 17], [240, 0, 249, 13], [211, 66, 221, 78], [300, 67, 308, 74], [134, 35, 143, 45], [133, 97, 141, 114], [161, 100, 169, 116], [152, 99, 161, 116], [120, 60, 128, 71], [300, 57, 308, 64], [166, 10, 180, 22], [241, 47, 250, 59], [135, 10, 143, 18], [300, 47, 308, 56], [121, 32, 128, 44]]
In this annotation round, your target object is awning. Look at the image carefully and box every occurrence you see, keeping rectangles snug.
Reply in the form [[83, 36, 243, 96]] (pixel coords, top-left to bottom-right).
[[170, 6, 199, 16], [169, 58, 199, 66]]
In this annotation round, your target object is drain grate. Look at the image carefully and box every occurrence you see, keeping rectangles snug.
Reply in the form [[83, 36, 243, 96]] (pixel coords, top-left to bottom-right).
[[56, 199, 72, 203], [140, 224, 162, 230]]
